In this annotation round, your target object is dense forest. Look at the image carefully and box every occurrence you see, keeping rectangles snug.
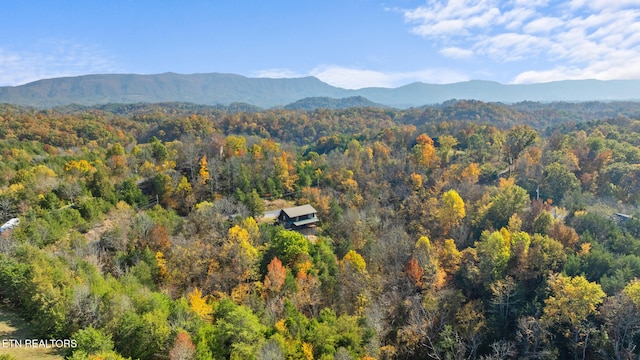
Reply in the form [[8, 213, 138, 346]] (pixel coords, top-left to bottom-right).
[[1, 100, 640, 360]]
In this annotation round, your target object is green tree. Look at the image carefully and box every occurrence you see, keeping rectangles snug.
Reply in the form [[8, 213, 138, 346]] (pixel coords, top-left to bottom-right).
[[87, 168, 117, 204], [271, 229, 310, 267], [306, 308, 370, 359], [540, 162, 580, 203], [438, 134, 458, 164], [476, 230, 511, 281], [522, 234, 566, 282], [114, 309, 171, 360], [532, 211, 553, 235], [15, 245, 75, 337], [505, 125, 537, 173], [200, 299, 267, 359], [244, 189, 264, 218], [72, 326, 115, 356], [485, 183, 530, 230], [117, 178, 146, 206], [150, 136, 168, 162]]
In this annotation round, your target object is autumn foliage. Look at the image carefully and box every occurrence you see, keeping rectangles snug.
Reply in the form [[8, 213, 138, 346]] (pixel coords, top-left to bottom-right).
[[1, 102, 640, 359]]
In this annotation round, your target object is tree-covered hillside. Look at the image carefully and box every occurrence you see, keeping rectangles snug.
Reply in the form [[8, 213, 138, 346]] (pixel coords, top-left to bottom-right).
[[284, 96, 387, 110], [1, 101, 639, 359]]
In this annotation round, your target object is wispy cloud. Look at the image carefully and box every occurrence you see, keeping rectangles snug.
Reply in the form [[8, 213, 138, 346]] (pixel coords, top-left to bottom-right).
[[523, 16, 565, 34], [254, 68, 306, 79], [0, 40, 119, 86], [256, 65, 470, 89], [403, 0, 640, 83], [440, 47, 475, 59]]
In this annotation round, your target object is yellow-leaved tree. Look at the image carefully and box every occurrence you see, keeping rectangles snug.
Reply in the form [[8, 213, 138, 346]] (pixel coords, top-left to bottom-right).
[[339, 250, 369, 314], [439, 189, 465, 236], [188, 287, 212, 322], [413, 236, 446, 290], [412, 134, 438, 169], [542, 273, 605, 356], [221, 224, 260, 302], [198, 155, 209, 185], [438, 239, 462, 279]]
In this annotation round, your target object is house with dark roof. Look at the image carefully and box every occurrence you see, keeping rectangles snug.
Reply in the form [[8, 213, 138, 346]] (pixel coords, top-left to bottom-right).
[[277, 204, 319, 236]]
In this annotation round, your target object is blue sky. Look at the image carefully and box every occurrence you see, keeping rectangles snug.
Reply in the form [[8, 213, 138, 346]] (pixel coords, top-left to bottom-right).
[[1, 0, 639, 89]]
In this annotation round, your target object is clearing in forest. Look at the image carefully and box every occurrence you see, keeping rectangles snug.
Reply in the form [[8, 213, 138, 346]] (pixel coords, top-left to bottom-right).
[[0, 307, 64, 359]]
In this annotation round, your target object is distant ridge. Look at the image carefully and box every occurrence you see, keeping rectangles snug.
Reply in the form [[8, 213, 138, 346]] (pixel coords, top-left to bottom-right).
[[0, 73, 349, 109], [355, 79, 640, 108], [1, 73, 639, 108], [284, 96, 387, 110]]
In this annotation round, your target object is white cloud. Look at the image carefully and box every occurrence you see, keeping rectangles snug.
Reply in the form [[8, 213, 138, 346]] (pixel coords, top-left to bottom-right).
[[254, 69, 305, 79], [515, 0, 550, 7], [402, 0, 640, 83], [573, 0, 640, 11], [476, 33, 552, 61], [0, 40, 118, 86], [501, 8, 538, 30], [311, 65, 471, 88], [440, 47, 474, 59], [310, 66, 396, 89], [404, 0, 502, 38], [329, 66, 470, 88], [523, 17, 565, 33], [513, 59, 640, 83], [257, 65, 470, 89], [513, 67, 586, 83]]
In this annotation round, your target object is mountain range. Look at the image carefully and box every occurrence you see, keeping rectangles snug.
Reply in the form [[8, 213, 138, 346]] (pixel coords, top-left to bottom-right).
[[1, 72, 639, 109]]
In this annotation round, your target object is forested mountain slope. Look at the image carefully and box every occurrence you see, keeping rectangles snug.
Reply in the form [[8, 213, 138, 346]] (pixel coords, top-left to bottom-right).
[[1, 102, 640, 359], [1, 72, 639, 108]]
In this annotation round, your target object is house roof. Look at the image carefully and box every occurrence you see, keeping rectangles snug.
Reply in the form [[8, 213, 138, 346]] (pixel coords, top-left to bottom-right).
[[293, 218, 319, 227], [0, 218, 20, 233], [281, 204, 317, 218]]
